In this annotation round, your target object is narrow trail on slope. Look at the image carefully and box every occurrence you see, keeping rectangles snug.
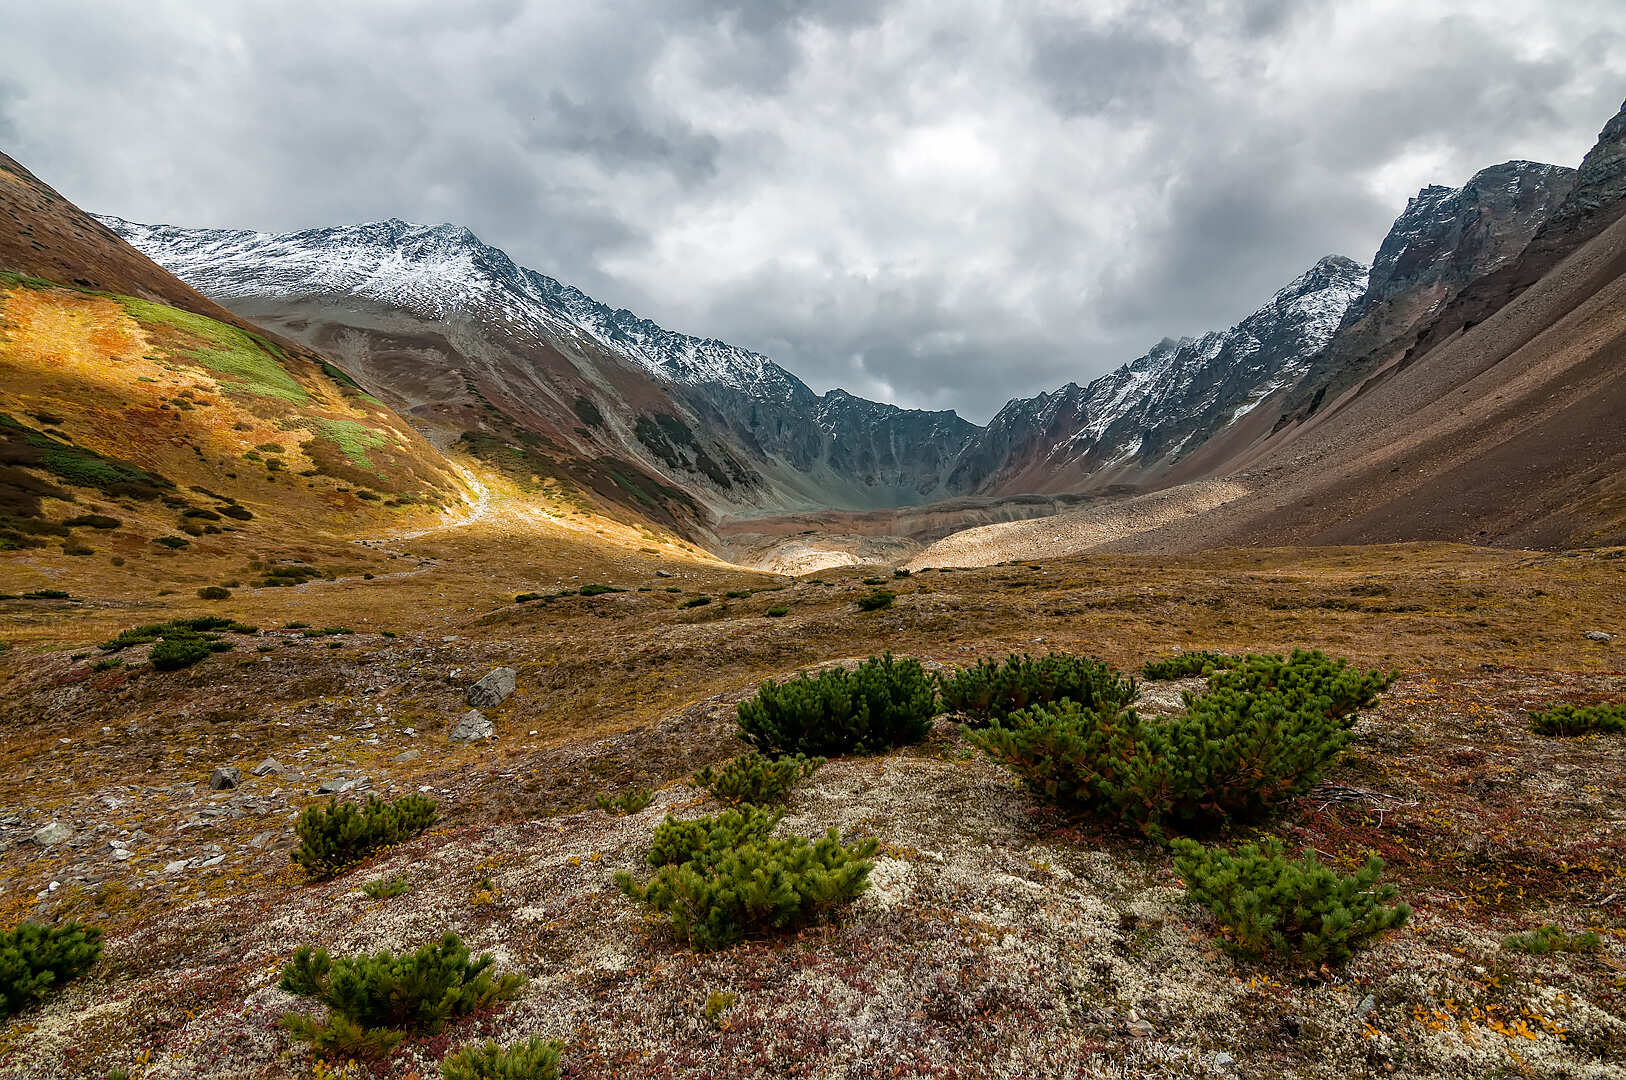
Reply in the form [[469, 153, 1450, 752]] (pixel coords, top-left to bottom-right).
[[362, 462, 493, 546]]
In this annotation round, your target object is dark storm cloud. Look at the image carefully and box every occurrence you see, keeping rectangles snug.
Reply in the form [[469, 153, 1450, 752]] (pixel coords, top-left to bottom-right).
[[3, 1, 1624, 421]]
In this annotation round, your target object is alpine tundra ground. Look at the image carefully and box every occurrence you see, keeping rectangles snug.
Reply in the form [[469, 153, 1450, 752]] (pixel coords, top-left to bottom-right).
[[1, 502, 1624, 1078]]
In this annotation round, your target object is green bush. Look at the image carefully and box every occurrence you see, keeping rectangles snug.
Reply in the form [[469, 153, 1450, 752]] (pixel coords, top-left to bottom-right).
[[150, 636, 214, 670], [594, 787, 654, 816], [361, 875, 411, 900], [196, 585, 232, 600], [679, 595, 712, 609], [1172, 837, 1409, 966], [152, 535, 189, 549], [694, 750, 824, 806], [1502, 924, 1603, 955], [22, 589, 70, 600], [855, 589, 894, 611], [0, 921, 103, 1018], [441, 1037, 564, 1080], [1142, 651, 1236, 680], [279, 933, 524, 1060], [615, 808, 876, 950], [63, 514, 121, 530], [291, 794, 438, 879], [1529, 702, 1626, 736], [970, 650, 1393, 832], [939, 652, 1138, 727], [737, 653, 936, 756], [578, 583, 624, 596], [765, 606, 789, 618]]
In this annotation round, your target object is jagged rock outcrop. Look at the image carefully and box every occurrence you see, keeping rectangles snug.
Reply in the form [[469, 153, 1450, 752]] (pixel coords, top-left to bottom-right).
[[1279, 159, 1576, 424]]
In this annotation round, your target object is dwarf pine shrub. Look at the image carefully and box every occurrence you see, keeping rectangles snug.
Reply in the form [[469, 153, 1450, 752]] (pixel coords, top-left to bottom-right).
[[736, 653, 935, 756], [0, 921, 103, 1018], [855, 589, 894, 611], [693, 750, 824, 806], [594, 787, 654, 816], [279, 933, 525, 1060], [1502, 924, 1603, 955], [615, 807, 877, 950], [1172, 837, 1410, 966], [939, 652, 1138, 727], [970, 650, 1392, 832], [441, 1037, 564, 1080], [291, 794, 437, 879], [1529, 702, 1626, 736], [1142, 651, 1235, 681]]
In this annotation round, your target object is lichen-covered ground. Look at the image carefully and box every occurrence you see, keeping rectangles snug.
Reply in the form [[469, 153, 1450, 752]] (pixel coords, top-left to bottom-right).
[[3, 529, 1624, 1078], [4, 661, 1625, 1079]]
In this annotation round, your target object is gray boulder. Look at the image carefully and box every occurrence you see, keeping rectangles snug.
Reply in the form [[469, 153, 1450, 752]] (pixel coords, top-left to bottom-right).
[[466, 667, 517, 708], [250, 757, 282, 777], [1584, 630, 1614, 642], [31, 822, 73, 847], [209, 767, 241, 791], [450, 709, 495, 742]]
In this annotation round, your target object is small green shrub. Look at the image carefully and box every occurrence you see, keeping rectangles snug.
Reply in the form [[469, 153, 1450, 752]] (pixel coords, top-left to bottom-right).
[[514, 592, 543, 603], [0, 921, 104, 1018], [64, 514, 120, 529], [441, 1037, 564, 1080], [764, 606, 789, 618], [361, 875, 411, 900], [862, 577, 885, 586], [1142, 651, 1236, 680], [594, 787, 654, 816], [893, 568, 910, 578], [22, 589, 70, 600], [196, 585, 232, 600], [615, 807, 876, 950], [150, 637, 214, 671], [702, 990, 737, 1027], [679, 596, 712, 609], [152, 535, 189, 549], [578, 583, 624, 596], [939, 652, 1137, 727], [856, 589, 894, 611], [1173, 837, 1409, 966], [1529, 702, 1626, 736], [279, 933, 524, 1060], [291, 794, 438, 879], [694, 750, 824, 806], [737, 653, 936, 756], [1502, 924, 1603, 955], [971, 650, 1393, 832]]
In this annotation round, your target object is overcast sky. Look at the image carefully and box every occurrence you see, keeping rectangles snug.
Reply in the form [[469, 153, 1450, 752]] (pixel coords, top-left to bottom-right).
[[4, 1, 1624, 421]]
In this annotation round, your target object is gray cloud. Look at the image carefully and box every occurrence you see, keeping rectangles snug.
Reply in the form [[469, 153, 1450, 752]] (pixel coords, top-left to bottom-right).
[[3, 0, 1624, 421]]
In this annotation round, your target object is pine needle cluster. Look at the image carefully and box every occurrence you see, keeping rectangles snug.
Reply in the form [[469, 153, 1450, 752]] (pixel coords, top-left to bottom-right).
[[938, 652, 1138, 727], [440, 1037, 565, 1080], [970, 650, 1393, 831], [693, 750, 824, 806], [1172, 837, 1410, 966], [1529, 702, 1626, 736], [615, 807, 877, 950], [736, 653, 935, 755], [291, 794, 438, 878], [277, 933, 525, 1060], [0, 920, 103, 1018]]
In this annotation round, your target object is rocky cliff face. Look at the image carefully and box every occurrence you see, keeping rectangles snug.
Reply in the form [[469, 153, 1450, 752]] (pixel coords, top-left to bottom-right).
[[1279, 159, 1577, 423]]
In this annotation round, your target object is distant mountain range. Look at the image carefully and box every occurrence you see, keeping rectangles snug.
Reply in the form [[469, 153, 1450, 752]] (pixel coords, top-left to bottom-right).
[[78, 96, 1626, 552]]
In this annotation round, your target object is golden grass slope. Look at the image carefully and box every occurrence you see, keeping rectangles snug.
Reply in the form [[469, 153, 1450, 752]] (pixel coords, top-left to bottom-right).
[[0, 273, 470, 546]]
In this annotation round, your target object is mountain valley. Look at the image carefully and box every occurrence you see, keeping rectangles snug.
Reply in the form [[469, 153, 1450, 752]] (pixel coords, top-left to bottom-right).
[[2, 68, 1625, 1080]]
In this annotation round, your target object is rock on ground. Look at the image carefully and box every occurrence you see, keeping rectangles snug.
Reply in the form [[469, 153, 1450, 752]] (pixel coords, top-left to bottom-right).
[[466, 667, 517, 708], [450, 709, 495, 742]]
